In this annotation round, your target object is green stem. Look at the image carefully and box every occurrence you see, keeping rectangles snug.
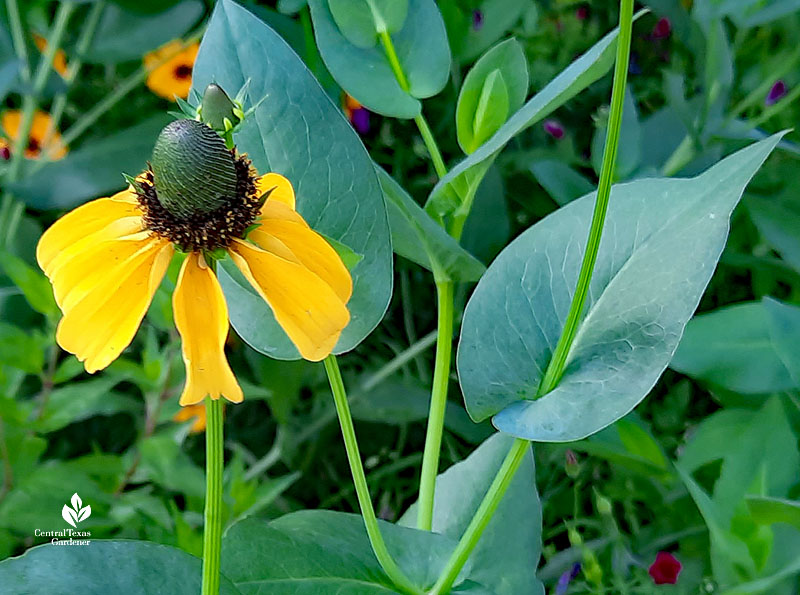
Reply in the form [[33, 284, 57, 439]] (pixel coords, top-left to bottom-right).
[[202, 398, 224, 595], [378, 29, 409, 91], [42, 1, 106, 152], [323, 356, 422, 595], [428, 438, 530, 595], [377, 28, 447, 180], [414, 113, 448, 180], [536, 0, 634, 396], [416, 280, 454, 531], [5, 0, 31, 83]]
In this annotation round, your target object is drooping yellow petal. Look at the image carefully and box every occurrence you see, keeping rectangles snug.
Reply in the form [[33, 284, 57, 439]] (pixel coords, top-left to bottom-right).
[[37, 191, 142, 273], [173, 253, 243, 406], [229, 239, 350, 362], [249, 221, 352, 303], [55, 237, 172, 373], [173, 403, 209, 433], [255, 173, 295, 209]]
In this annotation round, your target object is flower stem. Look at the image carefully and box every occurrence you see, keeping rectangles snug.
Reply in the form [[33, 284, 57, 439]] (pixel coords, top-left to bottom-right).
[[323, 355, 422, 595], [416, 279, 453, 531], [428, 438, 530, 595], [202, 398, 224, 595], [414, 113, 448, 180], [5, 0, 31, 83], [536, 0, 634, 396]]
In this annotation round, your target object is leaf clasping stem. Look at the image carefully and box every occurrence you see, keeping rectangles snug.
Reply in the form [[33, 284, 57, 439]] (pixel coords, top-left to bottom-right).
[[323, 355, 423, 595]]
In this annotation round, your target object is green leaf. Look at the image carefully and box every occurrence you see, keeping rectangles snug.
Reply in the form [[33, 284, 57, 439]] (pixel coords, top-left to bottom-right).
[[309, 0, 450, 118], [671, 299, 799, 394], [85, 1, 203, 63], [459, 166, 511, 265], [377, 166, 485, 282], [457, 39, 528, 154], [590, 89, 641, 180], [328, 0, 409, 47], [10, 115, 172, 210], [221, 510, 479, 593], [34, 378, 140, 433], [763, 297, 800, 385], [399, 434, 543, 595], [137, 433, 206, 499], [747, 195, 800, 273], [529, 160, 595, 206], [0, 540, 241, 594], [747, 496, 800, 531], [445, 0, 528, 63], [193, 0, 393, 359], [457, 134, 782, 442], [426, 14, 642, 214], [0, 322, 45, 374], [0, 250, 57, 316]]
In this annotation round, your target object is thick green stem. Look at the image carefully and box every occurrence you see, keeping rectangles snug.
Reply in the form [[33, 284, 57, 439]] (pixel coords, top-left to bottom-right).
[[536, 0, 634, 396], [5, 0, 31, 83], [202, 398, 224, 595], [414, 114, 448, 180], [324, 356, 422, 595], [428, 438, 530, 595], [417, 280, 454, 531]]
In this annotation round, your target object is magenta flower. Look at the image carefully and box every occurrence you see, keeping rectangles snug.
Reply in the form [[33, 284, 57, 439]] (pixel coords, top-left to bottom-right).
[[472, 10, 484, 31], [766, 80, 787, 106], [652, 17, 671, 39], [649, 552, 682, 585], [576, 6, 589, 21], [543, 119, 565, 140]]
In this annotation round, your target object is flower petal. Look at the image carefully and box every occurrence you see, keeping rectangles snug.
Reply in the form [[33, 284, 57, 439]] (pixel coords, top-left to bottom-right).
[[256, 172, 295, 209], [55, 237, 172, 373], [37, 191, 142, 273], [249, 221, 352, 303], [229, 239, 350, 361], [173, 253, 243, 405]]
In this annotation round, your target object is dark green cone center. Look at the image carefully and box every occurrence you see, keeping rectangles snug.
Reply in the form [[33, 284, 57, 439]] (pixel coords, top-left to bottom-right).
[[150, 119, 238, 220]]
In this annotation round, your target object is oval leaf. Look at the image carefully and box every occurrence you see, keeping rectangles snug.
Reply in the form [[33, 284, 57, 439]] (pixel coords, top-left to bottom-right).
[[191, 0, 393, 359], [457, 134, 782, 442], [309, 0, 450, 118], [456, 38, 528, 154]]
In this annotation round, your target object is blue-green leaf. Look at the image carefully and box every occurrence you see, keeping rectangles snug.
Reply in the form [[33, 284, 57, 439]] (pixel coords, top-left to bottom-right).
[[458, 134, 782, 442]]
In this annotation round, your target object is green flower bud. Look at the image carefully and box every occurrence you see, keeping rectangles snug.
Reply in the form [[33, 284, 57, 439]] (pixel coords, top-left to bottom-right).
[[150, 119, 238, 220], [200, 83, 239, 132]]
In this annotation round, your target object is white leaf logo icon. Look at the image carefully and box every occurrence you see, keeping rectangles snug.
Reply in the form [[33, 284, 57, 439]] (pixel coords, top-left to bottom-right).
[[62, 493, 91, 526]]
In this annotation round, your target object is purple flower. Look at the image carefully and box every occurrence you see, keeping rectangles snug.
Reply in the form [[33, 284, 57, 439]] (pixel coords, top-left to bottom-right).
[[350, 107, 370, 135], [556, 563, 581, 594], [652, 17, 671, 39], [649, 552, 682, 585], [766, 80, 787, 106], [543, 119, 564, 140], [576, 6, 589, 21], [472, 9, 484, 31]]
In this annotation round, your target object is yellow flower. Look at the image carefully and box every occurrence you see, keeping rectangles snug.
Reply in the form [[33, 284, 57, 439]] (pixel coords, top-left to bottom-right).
[[173, 403, 209, 432], [37, 120, 352, 407], [0, 110, 68, 160], [144, 40, 199, 101], [33, 33, 68, 78]]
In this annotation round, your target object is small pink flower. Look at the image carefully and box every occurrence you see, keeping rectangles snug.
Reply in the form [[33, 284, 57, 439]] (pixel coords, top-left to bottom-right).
[[543, 119, 564, 140], [652, 17, 671, 39], [649, 551, 682, 585]]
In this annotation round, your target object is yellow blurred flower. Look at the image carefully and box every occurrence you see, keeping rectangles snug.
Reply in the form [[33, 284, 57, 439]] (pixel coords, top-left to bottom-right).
[[0, 110, 68, 160], [173, 403, 209, 432], [33, 33, 68, 78], [144, 40, 199, 101], [37, 120, 352, 407]]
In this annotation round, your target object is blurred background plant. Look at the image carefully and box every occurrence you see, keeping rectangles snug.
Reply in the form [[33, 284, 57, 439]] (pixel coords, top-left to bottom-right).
[[0, 1, 799, 593]]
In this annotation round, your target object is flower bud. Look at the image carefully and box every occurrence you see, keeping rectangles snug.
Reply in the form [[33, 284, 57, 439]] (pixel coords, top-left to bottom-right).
[[201, 83, 239, 132]]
